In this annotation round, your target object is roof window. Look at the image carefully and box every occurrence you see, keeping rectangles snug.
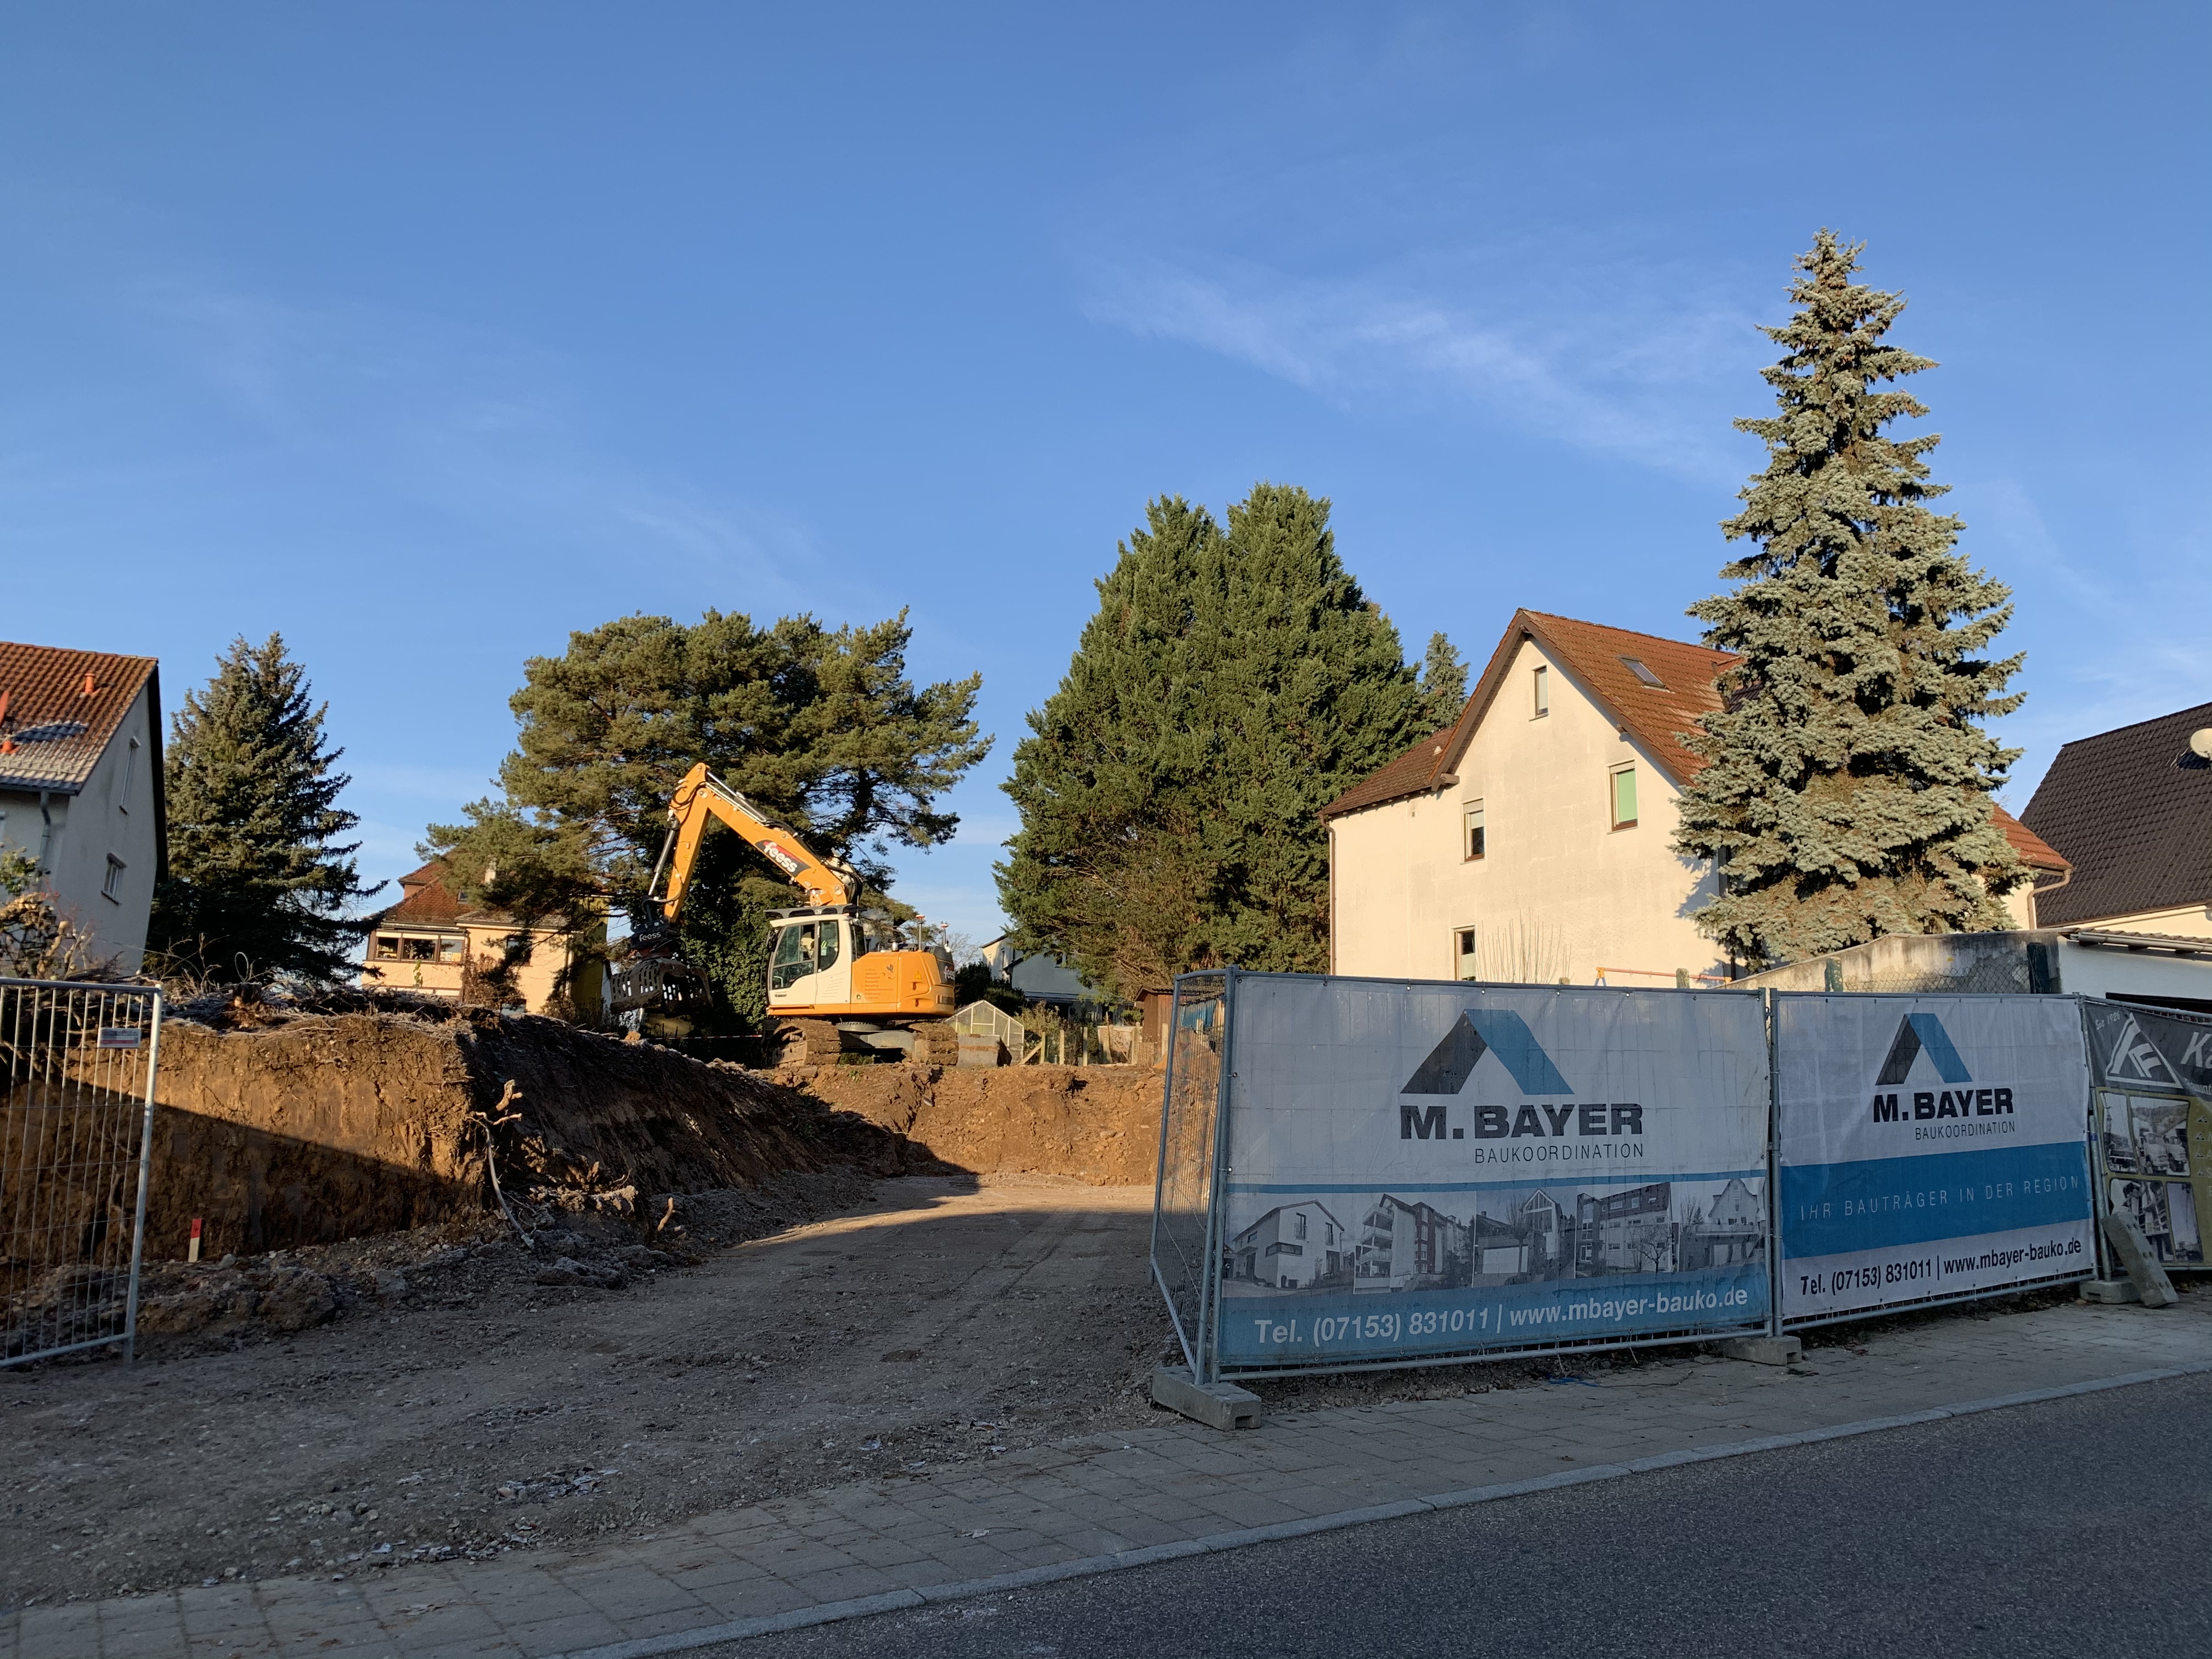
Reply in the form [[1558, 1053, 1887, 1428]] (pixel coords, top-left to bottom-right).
[[1619, 657, 1666, 689]]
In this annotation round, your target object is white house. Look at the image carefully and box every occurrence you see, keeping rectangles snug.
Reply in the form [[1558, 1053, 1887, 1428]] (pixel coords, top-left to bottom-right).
[[1320, 611, 2068, 988], [1231, 1200, 1348, 1289], [0, 642, 165, 974]]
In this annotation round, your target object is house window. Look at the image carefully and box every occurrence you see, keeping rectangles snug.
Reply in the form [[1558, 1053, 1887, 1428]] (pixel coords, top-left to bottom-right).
[[1610, 764, 1639, 830], [1532, 666, 1549, 718], [1463, 801, 1485, 860], [405, 937, 437, 962], [375, 935, 400, 960], [101, 855, 126, 902], [1455, 928, 1479, 981], [1619, 657, 1666, 689], [1293, 1212, 1308, 1240], [119, 737, 139, 814], [439, 936, 465, 962]]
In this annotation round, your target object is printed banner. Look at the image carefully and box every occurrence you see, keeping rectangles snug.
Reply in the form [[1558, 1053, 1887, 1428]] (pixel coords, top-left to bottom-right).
[[1215, 977, 1771, 1370], [2083, 998, 2212, 1271], [1775, 995, 2093, 1323]]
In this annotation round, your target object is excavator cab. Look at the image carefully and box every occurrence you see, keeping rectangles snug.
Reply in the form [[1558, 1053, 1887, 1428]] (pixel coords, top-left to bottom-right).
[[766, 913, 853, 1009]]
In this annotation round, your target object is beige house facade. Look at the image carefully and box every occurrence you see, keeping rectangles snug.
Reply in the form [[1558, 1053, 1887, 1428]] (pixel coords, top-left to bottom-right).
[[0, 642, 166, 974], [1322, 611, 2068, 989], [361, 862, 605, 1018]]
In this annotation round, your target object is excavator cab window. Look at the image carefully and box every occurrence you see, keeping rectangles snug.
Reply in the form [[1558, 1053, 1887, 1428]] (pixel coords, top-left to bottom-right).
[[769, 918, 844, 991], [769, 922, 816, 990]]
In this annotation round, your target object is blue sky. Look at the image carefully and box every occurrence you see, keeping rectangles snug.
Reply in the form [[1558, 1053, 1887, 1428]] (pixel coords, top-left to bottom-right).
[[5, 3, 2205, 943]]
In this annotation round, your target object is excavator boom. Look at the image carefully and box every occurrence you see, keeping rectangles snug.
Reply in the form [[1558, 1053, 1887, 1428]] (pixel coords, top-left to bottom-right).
[[649, 763, 856, 916], [641, 762, 954, 1049]]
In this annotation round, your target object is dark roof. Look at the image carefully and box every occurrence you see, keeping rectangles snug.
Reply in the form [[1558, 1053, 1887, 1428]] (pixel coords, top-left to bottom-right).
[[1321, 608, 2069, 874], [2020, 701, 2212, 926], [0, 641, 159, 794]]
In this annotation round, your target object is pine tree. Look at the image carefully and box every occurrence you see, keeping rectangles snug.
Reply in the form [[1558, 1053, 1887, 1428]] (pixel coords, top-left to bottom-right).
[[426, 609, 988, 1029], [1672, 232, 2027, 967], [150, 634, 378, 983], [998, 484, 1427, 995], [1417, 631, 1467, 730]]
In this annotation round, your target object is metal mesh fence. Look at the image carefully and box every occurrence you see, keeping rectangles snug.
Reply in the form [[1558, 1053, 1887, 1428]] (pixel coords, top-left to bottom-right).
[[1, 978, 161, 1366], [1149, 972, 1226, 1375]]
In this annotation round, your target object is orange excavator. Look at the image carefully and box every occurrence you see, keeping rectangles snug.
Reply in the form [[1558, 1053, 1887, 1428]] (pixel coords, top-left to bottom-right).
[[634, 763, 955, 1062]]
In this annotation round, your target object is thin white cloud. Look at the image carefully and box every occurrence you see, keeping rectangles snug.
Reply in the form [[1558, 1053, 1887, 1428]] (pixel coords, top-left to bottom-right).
[[1082, 253, 1760, 482]]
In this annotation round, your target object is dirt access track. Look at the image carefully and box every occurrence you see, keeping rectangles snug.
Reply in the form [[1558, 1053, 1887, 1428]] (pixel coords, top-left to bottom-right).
[[1, 1175, 1169, 1605]]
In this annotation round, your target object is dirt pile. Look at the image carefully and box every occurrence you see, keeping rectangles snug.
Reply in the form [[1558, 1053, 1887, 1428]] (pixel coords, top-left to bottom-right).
[[775, 1062, 1165, 1184], [137, 1007, 926, 1262]]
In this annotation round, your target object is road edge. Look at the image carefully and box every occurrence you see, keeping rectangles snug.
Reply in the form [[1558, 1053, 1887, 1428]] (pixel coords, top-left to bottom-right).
[[556, 1362, 2211, 1659]]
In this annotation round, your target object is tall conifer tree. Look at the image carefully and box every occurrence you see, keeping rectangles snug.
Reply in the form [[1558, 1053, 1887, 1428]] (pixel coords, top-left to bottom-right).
[[1673, 232, 2026, 966], [150, 634, 378, 982], [1417, 631, 1468, 730], [998, 484, 1425, 994]]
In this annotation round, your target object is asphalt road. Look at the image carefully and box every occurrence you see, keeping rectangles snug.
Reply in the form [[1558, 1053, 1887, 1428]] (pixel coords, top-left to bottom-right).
[[713, 1370, 2212, 1659]]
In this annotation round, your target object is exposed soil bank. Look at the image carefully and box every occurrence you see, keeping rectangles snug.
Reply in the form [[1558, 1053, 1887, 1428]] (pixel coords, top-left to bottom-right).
[[139, 1012, 921, 1262], [774, 1063, 1165, 1186]]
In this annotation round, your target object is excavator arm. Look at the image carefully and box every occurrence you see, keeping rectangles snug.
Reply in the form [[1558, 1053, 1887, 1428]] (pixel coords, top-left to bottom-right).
[[648, 763, 856, 917]]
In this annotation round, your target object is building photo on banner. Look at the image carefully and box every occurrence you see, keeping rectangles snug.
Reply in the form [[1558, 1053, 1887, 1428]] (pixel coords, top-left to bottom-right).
[[1205, 975, 1773, 1373], [1773, 994, 2096, 1325], [2084, 999, 2212, 1272]]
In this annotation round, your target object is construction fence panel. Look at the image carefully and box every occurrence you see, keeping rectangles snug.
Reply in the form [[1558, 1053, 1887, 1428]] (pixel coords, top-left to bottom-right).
[[2081, 999, 2210, 1274], [1774, 993, 2094, 1328], [0, 978, 162, 1367], [1192, 973, 1772, 1379], [1149, 973, 1227, 1375]]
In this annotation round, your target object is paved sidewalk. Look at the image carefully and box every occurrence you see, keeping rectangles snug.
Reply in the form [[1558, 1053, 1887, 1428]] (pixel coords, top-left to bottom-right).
[[7, 1293, 2208, 1659]]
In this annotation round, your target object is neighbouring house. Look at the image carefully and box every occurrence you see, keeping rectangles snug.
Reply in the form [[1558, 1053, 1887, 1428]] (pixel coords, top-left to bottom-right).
[[2021, 701, 2212, 939], [1231, 1200, 1350, 1289], [360, 861, 606, 1020], [977, 935, 1108, 1009], [0, 642, 165, 974], [1321, 610, 2069, 987]]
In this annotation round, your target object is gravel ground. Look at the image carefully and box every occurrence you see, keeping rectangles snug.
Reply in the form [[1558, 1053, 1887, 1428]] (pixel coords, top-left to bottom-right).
[[0, 1174, 1170, 1608]]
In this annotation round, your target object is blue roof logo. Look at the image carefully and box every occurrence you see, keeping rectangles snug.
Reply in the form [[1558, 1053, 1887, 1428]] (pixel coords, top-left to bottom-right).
[[1875, 1012, 1973, 1087], [1402, 1009, 1573, 1096]]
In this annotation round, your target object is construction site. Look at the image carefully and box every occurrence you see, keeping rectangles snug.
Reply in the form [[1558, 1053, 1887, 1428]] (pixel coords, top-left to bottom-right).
[[0, 989, 1184, 1605]]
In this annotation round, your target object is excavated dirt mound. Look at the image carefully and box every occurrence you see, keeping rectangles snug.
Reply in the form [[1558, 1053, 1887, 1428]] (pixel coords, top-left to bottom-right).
[[19, 1008, 930, 1279], [774, 1062, 1165, 1185]]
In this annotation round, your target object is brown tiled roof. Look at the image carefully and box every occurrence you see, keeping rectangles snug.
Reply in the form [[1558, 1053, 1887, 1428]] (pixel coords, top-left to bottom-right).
[[0, 641, 159, 794], [1321, 611, 2073, 874], [383, 861, 470, 927], [2021, 701, 2212, 924], [1321, 610, 1730, 819], [1993, 805, 2068, 874]]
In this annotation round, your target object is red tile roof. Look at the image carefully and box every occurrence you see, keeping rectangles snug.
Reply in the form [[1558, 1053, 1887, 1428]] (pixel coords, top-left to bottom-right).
[[1321, 610, 2069, 873], [383, 861, 470, 926], [0, 641, 159, 794]]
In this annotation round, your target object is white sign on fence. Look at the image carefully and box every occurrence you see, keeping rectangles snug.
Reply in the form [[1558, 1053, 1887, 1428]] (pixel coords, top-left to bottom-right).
[[1215, 977, 1772, 1370], [1775, 994, 2094, 1324]]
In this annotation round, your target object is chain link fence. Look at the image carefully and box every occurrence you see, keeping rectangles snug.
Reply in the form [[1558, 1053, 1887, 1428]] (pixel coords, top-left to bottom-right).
[[1, 978, 162, 1367]]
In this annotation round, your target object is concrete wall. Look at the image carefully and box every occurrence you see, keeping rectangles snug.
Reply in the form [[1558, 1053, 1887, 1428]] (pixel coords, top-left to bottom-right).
[[0, 682, 162, 973], [1330, 636, 1724, 987], [1734, 929, 2212, 1007]]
